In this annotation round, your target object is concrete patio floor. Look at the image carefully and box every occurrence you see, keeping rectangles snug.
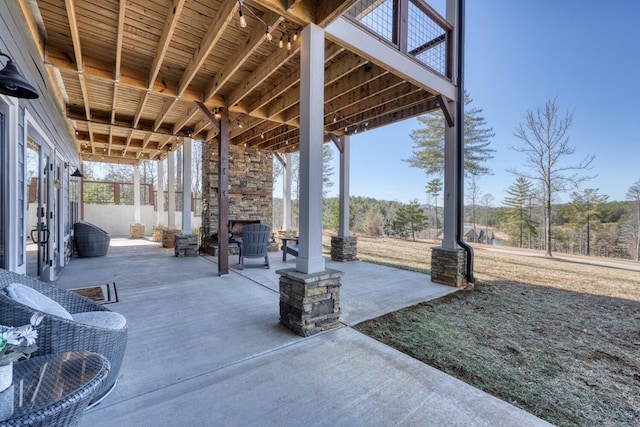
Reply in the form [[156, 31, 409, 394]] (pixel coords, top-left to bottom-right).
[[54, 238, 552, 427]]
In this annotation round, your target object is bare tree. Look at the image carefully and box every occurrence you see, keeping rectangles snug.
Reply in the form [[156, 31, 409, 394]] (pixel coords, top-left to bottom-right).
[[509, 98, 594, 256]]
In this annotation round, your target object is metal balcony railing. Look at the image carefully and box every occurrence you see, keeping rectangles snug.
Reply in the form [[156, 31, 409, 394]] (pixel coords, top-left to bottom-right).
[[346, 0, 452, 78]]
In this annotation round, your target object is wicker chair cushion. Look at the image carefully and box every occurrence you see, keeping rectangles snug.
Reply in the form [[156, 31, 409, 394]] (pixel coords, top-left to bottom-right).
[[73, 311, 127, 329], [4, 283, 73, 320]]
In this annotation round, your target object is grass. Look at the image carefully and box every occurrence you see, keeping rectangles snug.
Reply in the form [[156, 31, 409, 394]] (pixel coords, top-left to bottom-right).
[[345, 236, 640, 427]]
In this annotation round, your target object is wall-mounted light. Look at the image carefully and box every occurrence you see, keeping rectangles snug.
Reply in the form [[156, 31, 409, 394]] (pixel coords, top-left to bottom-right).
[[71, 168, 84, 178], [0, 50, 39, 99]]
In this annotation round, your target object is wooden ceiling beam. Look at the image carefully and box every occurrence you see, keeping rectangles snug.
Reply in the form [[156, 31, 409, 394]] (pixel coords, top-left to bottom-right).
[[178, 0, 239, 96], [317, 0, 360, 26], [205, 11, 281, 100], [253, 0, 314, 26], [48, 52, 227, 108], [173, 104, 200, 134], [67, 113, 192, 140], [245, 42, 343, 116], [227, 43, 300, 107], [149, 0, 186, 90]]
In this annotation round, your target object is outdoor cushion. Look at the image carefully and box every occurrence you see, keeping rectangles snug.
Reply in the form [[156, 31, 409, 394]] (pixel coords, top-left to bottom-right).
[[73, 311, 127, 330], [4, 283, 73, 320]]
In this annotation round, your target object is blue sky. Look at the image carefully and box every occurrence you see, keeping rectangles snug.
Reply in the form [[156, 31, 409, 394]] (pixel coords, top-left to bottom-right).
[[321, 0, 640, 205]]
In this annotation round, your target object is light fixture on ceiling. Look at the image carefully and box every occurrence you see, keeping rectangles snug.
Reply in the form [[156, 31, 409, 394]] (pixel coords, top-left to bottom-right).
[[293, 31, 298, 41], [278, 35, 284, 49], [213, 107, 222, 120], [0, 50, 39, 99], [265, 27, 273, 41], [71, 168, 83, 178], [287, 36, 292, 51]]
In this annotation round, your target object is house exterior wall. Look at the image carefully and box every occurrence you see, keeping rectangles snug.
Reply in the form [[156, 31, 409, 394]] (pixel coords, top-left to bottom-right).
[[0, 2, 78, 276], [201, 143, 273, 250]]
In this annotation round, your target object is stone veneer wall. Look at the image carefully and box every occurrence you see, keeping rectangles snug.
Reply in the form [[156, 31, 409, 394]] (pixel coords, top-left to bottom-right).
[[201, 143, 273, 249]]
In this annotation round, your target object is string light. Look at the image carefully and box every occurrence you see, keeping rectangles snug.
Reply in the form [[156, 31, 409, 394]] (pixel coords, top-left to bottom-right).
[[278, 35, 284, 48], [237, 1, 247, 28], [265, 27, 273, 41], [287, 36, 292, 51], [293, 31, 298, 41]]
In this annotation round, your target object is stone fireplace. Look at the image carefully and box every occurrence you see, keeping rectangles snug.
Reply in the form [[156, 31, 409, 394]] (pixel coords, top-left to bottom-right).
[[201, 144, 273, 254]]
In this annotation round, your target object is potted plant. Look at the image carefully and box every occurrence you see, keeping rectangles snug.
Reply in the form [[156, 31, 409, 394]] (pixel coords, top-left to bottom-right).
[[0, 313, 43, 392]]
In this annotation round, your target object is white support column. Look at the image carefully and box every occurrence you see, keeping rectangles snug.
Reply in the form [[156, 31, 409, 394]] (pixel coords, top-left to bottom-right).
[[338, 135, 350, 237], [283, 152, 292, 231], [156, 158, 165, 226], [442, 107, 459, 249], [443, 0, 460, 250], [296, 23, 325, 274], [181, 137, 193, 234], [133, 164, 141, 224], [167, 150, 176, 229]]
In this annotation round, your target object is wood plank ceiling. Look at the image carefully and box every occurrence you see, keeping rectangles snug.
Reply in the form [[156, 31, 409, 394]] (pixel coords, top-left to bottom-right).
[[33, 0, 442, 165]]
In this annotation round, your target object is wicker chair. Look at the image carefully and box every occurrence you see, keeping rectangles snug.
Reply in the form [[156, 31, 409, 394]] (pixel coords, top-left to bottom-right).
[[73, 221, 110, 257], [238, 224, 271, 269], [0, 269, 127, 403]]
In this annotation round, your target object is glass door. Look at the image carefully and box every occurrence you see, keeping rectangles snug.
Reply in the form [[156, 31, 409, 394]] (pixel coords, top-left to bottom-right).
[[26, 139, 55, 281]]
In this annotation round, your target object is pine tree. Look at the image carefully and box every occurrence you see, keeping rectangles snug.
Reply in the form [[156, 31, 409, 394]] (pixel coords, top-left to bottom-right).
[[503, 177, 537, 248], [405, 92, 495, 178], [567, 188, 608, 256], [393, 199, 428, 241]]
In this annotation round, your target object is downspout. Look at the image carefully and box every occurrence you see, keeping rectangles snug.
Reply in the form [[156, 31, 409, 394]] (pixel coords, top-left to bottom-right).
[[455, 0, 476, 284]]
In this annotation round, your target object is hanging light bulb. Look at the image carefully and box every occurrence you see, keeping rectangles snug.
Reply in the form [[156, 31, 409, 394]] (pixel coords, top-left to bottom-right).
[[293, 31, 298, 41], [278, 35, 284, 49], [238, 1, 247, 28], [287, 36, 292, 51], [265, 27, 273, 41]]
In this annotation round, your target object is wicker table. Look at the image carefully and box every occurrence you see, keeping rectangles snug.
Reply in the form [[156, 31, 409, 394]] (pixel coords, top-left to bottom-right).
[[0, 351, 109, 427]]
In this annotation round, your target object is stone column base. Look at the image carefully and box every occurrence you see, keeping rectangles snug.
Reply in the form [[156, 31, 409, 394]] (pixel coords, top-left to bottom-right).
[[175, 234, 198, 257], [431, 247, 467, 287], [277, 268, 343, 337], [129, 224, 145, 239], [162, 229, 182, 248], [152, 226, 167, 242], [331, 235, 357, 261]]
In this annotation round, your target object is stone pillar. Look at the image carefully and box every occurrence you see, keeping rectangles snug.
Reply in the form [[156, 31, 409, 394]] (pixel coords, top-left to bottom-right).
[[277, 268, 342, 337], [330, 235, 357, 262], [174, 234, 198, 257], [431, 247, 467, 287], [162, 229, 182, 248], [152, 225, 167, 242], [129, 224, 145, 239]]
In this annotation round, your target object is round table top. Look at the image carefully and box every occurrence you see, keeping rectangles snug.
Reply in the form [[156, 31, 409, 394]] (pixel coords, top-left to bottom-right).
[[0, 351, 109, 423]]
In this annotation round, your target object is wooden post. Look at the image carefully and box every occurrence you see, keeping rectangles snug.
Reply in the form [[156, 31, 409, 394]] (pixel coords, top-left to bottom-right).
[[218, 108, 230, 275]]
